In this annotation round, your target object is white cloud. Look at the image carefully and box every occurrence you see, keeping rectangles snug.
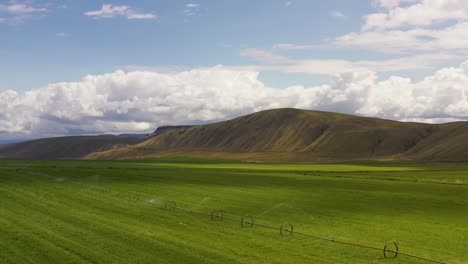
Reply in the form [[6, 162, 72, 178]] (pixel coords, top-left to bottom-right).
[[2, 62, 468, 139], [285, 1, 293, 7], [241, 48, 457, 74], [84, 4, 157, 20], [329, 0, 468, 55], [0, 2, 47, 25], [357, 60, 468, 120], [55, 32, 69, 37], [276, 0, 468, 72], [373, 0, 420, 10], [241, 49, 292, 64], [365, 0, 468, 31], [0, 4, 47, 14], [335, 21, 468, 55], [330, 11, 347, 20], [184, 3, 201, 17]]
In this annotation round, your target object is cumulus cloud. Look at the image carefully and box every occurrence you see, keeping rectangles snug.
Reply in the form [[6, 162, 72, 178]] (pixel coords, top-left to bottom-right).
[[84, 4, 157, 20], [357, 61, 468, 121], [2, 62, 468, 139]]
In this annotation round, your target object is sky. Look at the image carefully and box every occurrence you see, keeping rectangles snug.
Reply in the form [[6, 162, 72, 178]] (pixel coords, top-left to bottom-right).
[[1, 0, 468, 139]]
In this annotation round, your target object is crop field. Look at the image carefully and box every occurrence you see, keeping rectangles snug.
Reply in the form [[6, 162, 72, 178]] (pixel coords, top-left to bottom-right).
[[0, 158, 467, 263]]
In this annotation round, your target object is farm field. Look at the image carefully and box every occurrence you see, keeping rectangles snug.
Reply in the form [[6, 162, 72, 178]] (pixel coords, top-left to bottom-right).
[[0, 158, 467, 264]]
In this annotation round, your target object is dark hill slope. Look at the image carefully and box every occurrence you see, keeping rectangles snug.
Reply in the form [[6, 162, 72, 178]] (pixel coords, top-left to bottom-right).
[[0, 135, 144, 160], [150, 125, 195, 137], [402, 122, 468, 162], [87, 108, 468, 162]]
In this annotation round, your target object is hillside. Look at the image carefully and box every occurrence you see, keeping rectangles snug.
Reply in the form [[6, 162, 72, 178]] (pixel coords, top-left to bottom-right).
[[86, 108, 468, 162], [150, 125, 195, 137], [0, 139, 30, 146], [0, 135, 144, 160]]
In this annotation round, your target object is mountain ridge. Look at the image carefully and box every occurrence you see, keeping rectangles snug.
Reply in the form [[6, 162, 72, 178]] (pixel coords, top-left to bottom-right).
[[85, 108, 468, 162], [0, 135, 145, 160]]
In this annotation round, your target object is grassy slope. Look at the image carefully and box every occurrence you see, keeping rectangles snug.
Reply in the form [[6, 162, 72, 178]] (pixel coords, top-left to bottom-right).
[[87, 108, 468, 162], [403, 122, 468, 161], [0, 136, 144, 160], [0, 159, 466, 263]]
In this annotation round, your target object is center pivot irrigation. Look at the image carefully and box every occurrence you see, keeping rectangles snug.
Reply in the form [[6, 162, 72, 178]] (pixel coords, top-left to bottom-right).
[[211, 210, 224, 221], [241, 215, 255, 228], [16, 167, 447, 264], [384, 241, 399, 259], [280, 223, 294, 237], [169, 204, 446, 264]]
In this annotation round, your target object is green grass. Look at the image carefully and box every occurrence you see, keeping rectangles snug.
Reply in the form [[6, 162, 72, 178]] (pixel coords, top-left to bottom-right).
[[0, 158, 467, 263]]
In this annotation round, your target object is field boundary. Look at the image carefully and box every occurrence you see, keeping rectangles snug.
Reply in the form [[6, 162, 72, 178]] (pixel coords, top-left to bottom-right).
[[15, 166, 448, 264]]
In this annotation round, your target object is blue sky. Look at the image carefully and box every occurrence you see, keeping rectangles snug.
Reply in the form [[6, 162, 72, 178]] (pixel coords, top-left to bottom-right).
[[0, 0, 408, 91], [1, 0, 468, 139]]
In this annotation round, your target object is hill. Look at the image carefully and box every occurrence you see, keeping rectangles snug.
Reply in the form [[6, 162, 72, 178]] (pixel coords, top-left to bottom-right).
[[150, 125, 196, 137], [0, 139, 30, 146], [0, 135, 144, 160], [86, 108, 468, 162]]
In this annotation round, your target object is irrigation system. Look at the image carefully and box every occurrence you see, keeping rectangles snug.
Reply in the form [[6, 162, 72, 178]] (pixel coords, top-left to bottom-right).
[[14, 166, 448, 264]]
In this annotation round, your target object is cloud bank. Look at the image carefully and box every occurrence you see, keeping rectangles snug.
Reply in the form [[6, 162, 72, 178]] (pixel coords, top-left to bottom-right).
[[2, 61, 468, 139]]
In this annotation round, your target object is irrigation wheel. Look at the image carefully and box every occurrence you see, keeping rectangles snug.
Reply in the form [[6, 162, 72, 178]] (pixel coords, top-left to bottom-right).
[[383, 241, 399, 259]]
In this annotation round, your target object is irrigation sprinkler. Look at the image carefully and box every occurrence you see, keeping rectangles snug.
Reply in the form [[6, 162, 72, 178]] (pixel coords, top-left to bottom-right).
[[211, 210, 224, 221], [280, 223, 294, 236], [18, 166, 448, 264], [383, 241, 399, 259], [165, 201, 177, 210], [241, 215, 255, 228]]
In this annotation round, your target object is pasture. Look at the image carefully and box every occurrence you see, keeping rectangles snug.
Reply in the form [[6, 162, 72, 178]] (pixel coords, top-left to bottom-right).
[[0, 158, 467, 263]]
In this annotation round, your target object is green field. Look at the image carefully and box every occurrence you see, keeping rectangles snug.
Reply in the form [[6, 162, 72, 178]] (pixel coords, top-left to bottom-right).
[[0, 158, 467, 263]]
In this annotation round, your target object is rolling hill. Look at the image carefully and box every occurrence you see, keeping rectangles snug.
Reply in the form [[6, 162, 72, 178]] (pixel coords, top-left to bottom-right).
[[150, 125, 196, 137], [0, 135, 145, 160], [86, 108, 468, 162]]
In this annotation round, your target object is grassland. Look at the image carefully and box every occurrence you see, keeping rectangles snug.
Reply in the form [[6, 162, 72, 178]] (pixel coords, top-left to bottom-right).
[[0, 158, 467, 263]]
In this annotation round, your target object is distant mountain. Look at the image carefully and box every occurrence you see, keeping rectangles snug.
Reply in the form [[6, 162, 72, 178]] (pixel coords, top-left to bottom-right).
[[87, 108, 468, 162], [0, 139, 30, 146], [0, 135, 145, 160], [114, 133, 149, 139]]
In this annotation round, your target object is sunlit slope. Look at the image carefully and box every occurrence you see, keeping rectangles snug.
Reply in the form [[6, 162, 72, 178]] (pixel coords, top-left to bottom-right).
[[0, 136, 144, 159], [88, 108, 468, 162]]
